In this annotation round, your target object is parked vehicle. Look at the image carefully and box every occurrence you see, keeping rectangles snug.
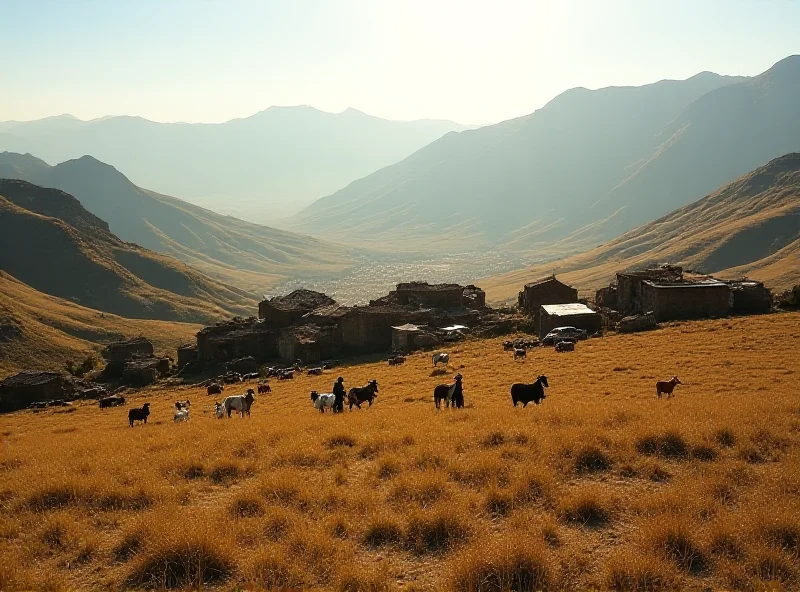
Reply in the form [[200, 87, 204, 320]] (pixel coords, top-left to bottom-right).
[[542, 326, 588, 345]]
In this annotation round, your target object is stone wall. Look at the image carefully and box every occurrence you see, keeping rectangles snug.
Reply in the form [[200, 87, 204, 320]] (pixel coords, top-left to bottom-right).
[[518, 277, 578, 317], [642, 283, 730, 322]]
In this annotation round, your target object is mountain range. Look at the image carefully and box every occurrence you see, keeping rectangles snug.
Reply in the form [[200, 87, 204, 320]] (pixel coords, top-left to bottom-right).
[[0, 179, 256, 323], [0, 153, 352, 292], [290, 56, 800, 254], [483, 153, 800, 302], [0, 107, 469, 220]]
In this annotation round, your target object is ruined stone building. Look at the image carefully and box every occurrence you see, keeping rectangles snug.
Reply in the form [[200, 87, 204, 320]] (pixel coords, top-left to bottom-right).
[[258, 289, 336, 327], [518, 276, 579, 317], [0, 372, 66, 412], [190, 282, 491, 368], [614, 266, 684, 315]]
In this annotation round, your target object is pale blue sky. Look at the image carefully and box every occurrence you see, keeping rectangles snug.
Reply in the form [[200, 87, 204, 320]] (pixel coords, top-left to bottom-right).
[[1, 0, 798, 124]]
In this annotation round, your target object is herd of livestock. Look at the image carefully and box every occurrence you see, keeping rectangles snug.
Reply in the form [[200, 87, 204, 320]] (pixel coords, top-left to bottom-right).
[[111, 345, 684, 427]]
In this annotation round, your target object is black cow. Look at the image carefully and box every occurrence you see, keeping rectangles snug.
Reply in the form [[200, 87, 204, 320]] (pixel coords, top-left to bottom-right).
[[99, 395, 125, 408], [347, 380, 378, 410], [128, 403, 150, 427], [511, 376, 549, 407]]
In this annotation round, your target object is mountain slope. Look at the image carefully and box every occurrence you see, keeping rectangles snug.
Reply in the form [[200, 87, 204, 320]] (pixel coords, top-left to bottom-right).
[[482, 153, 800, 302], [0, 179, 256, 323], [0, 153, 352, 291], [0, 271, 200, 378], [292, 57, 798, 252], [0, 106, 468, 220]]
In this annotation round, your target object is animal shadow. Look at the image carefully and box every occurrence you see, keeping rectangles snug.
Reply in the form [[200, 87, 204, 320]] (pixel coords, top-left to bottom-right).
[[430, 368, 448, 377]]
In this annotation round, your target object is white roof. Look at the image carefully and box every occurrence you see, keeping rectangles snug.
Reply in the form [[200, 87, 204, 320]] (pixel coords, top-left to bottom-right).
[[392, 324, 421, 332], [541, 303, 596, 316], [441, 325, 467, 332]]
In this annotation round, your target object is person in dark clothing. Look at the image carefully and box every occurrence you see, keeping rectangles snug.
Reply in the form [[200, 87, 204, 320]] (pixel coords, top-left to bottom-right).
[[451, 374, 464, 408], [332, 377, 346, 413]]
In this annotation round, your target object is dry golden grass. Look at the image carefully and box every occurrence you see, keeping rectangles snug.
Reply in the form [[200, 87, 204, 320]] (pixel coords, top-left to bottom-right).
[[0, 312, 798, 590]]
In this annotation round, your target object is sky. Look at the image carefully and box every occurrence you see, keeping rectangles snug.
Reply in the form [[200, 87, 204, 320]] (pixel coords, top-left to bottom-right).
[[1, 0, 798, 125]]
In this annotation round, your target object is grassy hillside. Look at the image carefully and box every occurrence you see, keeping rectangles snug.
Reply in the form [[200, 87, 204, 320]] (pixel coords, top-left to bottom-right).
[[0, 106, 469, 221], [0, 153, 353, 292], [0, 271, 200, 378], [293, 56, 799, 255], [0, 313, 797, 590], [0, 179, 256, 322], [483, 154, 800, 303]]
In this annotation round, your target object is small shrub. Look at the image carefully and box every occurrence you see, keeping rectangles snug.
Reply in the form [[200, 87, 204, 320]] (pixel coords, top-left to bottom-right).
[[714, 427, 736, 448], [636, 432, 688, 460], [574, 445, 613, 474], [481, 431, 506, 448], [362, 516, 402, 549], [230, 494, 265, 518], [127, 537, 234, 589], [327, 434, 357, 449], [208, 461, 242, 485], [377, 459, 401, 480], [389, 476, 448, 508], [181, 463, 205, 480], [450, 537, 553, 591], [245, 545, 304, 590], [708, 528, 743, 560], [691, 444, 717, 462], [113, 530, 145, 562], [262, 508, 292, 541], [750, 548, 797, 586], [485, 489, 512, 519], [27, 485, 78, 512], [557, 489, 611, 528], [336, 567, 392, 592], [649, 522, 709, 574], [760, 518, 800, 555], [405, 510, 470, 554], [606, 552, 675, 591]]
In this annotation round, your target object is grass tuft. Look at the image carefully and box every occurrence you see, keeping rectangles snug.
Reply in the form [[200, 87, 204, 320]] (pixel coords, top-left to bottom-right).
[[327, 434, 357, 448], [450, 537, 553, 592], [557, 488, 612, 528], [574, 445, 613, 473], [362, 516, 403, 549], [127, 535, 234, 589], [405, 509, 470, 554]]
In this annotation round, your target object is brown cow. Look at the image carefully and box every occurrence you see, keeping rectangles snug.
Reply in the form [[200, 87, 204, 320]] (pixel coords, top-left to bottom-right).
[[656, 376, 682, 399]]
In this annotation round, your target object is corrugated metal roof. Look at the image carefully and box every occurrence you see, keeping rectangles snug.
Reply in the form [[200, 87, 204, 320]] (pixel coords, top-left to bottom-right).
[[541, 303, 597, 316]]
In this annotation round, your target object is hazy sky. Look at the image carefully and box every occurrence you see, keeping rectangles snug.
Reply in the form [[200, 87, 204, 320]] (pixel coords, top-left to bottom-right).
[[1, 0, 798, 125]]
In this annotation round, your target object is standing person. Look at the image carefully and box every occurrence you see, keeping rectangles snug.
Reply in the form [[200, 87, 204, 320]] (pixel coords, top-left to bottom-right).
[[333, 377, 346, 413]]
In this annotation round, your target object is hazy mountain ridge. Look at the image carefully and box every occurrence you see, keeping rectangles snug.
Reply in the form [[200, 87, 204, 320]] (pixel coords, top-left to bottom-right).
[[291, 58, 798, 252], [482, 153, 800, 302], [0, 106, 469, 220], [0, 179, 257, 323], [0, 152, 353, 292]]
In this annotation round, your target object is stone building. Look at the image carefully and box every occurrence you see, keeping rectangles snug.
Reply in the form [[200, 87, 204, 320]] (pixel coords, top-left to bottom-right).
[[0, 372, 66, 412], [391, 282, 465, 309], [727, 280, 772, 315], [258, 289, 336, 327], [196, 318, 279, 365], [615, 266, 683, 315], [640, 279, 730, 321], [102, 337, 154, 363], [463, 285, 487, 309], [518, 276, 578, 317], [538, 303, 602, 339]]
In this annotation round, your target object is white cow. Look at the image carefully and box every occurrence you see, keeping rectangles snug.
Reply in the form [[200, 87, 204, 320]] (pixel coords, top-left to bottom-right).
[[310, 391, 336, 413], [173, 408, 190, 422], [432, 352, 450, 367], [214, 401, 225, 419], [221, 389, 256, 418]]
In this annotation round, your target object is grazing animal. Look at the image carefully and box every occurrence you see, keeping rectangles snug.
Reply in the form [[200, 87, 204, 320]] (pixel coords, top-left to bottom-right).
[[98, 395, 125, 408], [242, 372, 260, 381], [503, 341, 514, 351], [214, 401, 224, 419], [257, 383, 271, 394], [388, 355, 406, 366], [434, 374, 463, 409], [322, 360, 340, 370], [307, 367, 323, 376], [207, 383, 223, 396], [656, 376, 682, 399], [29, 401, 48, 409], [555, 341, 575, 352], [347, 380, 379, 410], [514, 348, 527, 360], [128, 403, 151, 427], [173, 407, 190, 422], [221, 389, 256, 418], [310, 391, 336, 413], [432, 352, 450, 367], [174, 399, 190, 411], [278, 370, 294, 380], [511, 376, 549, 407]]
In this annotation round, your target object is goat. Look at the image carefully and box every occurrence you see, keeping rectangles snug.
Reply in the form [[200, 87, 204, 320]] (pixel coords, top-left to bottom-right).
[[656, 376, 682, 399], [128, 403, 150, 427]]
